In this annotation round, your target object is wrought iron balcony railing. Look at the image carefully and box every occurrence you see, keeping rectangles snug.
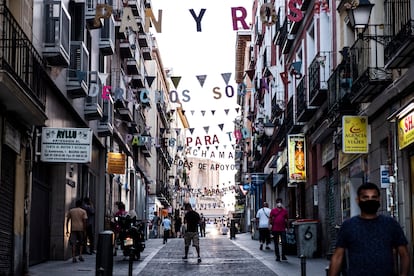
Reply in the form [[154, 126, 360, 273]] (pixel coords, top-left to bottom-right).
[[308, 52, 331, 106], [349, 27, 392, 103], [0, 4, 47, 110]]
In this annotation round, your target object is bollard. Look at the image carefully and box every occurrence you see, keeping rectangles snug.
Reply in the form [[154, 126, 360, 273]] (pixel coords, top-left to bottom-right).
[[96, 230, 114, 276], [325, 266, 330, 276], [300, 255, 306, 276]]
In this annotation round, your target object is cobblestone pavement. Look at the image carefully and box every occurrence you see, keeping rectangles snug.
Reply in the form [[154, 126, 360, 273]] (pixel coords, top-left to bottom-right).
[[28, 232, 330, 276]]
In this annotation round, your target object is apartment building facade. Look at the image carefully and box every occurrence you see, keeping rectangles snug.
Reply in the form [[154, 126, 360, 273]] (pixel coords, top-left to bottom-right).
[[0, 0, 187, 275], [235, 0, 414, 270]]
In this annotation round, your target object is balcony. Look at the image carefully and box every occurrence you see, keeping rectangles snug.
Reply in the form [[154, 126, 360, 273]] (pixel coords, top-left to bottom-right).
[[138, 33, 149, 47], [309, 52, 330, 106], [67, 41, 89, 98], [142, 47, 152, 60], [327, 63, 356, 125], [349, 32, 392, 103], [130, 74, 145, 89], [0, 5, 47, 125], [43, 1, 70, 66], [114, 91, 134, 122], [97, 96, 114, 137], [285, 97, 303, 134], [296, 77, 317, 122], [84, 72, 103, 121], [276, 19, 288, 46], [119, 40, 134, 59], [126, 58, 139, 75], [99, 16, 115, 56], [157, 98, 169, 126], [385, 20, 414, 69], [128, 0, 141, 17]]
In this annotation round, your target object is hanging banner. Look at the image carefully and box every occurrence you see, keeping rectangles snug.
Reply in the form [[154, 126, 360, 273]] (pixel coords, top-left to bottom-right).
[[342, 116, 368, 153], [107, 152, 126, 174], [41, 127, 92, 163], [288, 134, 306, 183]]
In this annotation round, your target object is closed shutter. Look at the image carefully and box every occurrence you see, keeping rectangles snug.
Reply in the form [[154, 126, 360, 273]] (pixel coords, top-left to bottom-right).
[[0, 145, 16, 275]]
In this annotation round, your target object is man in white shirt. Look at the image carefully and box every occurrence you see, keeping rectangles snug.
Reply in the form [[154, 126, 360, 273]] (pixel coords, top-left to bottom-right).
[[255, 202, 272, 250]]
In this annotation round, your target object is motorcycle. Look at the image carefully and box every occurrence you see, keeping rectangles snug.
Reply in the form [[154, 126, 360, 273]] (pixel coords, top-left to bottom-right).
[[115, 215, 145, 260]]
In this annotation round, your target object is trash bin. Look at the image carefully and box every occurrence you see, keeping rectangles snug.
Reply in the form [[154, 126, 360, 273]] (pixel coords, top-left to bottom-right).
[[293, 219, 318, 258], [284, 225, 297, 255], [96, 230, 114, 276]]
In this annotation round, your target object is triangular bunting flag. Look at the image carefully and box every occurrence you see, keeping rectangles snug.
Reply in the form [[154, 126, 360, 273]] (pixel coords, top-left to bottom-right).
[[203, 126, 209, 134], [196, 75, 207, 87], [191, 110, 195, 115], [206, 146, 210, 151], [189, 128, 195, 134], [170, 110, 175, 115], [175, 128, 181, 136], [181, 110, 185, 116], [221, 73, 232, 85], [170, 76, 182, 89], [216, 146, 219, 150], [201, 110, 206, 116], [235, 107, 240, 113], [160, 128, 165, 135], [146, 76, 156, 87], [245, 69, 255, 81], [211, 110, 216, 116], [218, 124, 224, 131], [224, 109, 230, 115]]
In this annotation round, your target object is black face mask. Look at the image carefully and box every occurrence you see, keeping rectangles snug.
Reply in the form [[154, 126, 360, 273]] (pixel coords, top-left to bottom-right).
[[359, 200, 380, 214]]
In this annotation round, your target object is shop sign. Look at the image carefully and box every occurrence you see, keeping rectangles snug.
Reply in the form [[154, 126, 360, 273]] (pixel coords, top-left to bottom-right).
[[107, 152, 126, 174], [288, 134, 306, 183], [41, 127, 92, 163], [342, 116, 368, 153], [398, 111, 414, 149], [380, 165, 390, 188]]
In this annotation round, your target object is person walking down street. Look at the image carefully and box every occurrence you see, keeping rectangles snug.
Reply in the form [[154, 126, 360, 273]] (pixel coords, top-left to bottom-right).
[[182, 203, 202, 263], [66, 199, 88, 263], [329, 182, 410, 276], [162, 215, 172, 244], [112, 201, 128, 256], [199, 213, 206, 237], [151, 211, 160, 238], [256, 202, 272, 250], [175, 215, 182, 238], [269, 198, 288, 262], [82, 197, 95, 254]]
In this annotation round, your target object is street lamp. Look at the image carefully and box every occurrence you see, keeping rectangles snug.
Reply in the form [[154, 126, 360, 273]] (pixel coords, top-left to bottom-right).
[[263, 122, 275, 137], [347, 0, 374, 30]]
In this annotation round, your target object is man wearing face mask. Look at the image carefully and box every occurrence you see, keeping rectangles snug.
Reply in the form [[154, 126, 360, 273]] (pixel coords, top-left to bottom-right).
[[269, 198, 289, 262], [329, 182, 410, 276]]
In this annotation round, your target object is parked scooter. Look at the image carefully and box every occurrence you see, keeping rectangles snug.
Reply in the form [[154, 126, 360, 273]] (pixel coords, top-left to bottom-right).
[[115, 215, 145, 260]]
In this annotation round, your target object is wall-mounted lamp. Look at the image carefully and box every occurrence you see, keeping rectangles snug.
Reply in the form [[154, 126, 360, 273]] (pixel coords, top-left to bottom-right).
[[264, 122, 275, 137], [347, 0, 374, 30]]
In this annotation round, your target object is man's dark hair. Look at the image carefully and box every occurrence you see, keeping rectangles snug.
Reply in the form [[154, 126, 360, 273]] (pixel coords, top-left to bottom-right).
[[276, 198, 282, 203], [184, 203, 192, 210], [357, 182, 380, 197], [75, 199, 82, 207]]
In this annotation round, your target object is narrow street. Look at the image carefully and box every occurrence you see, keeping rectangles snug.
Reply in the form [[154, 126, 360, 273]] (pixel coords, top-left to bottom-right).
[[135, 236, 276, 276], [29, 232, 329, 276]]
